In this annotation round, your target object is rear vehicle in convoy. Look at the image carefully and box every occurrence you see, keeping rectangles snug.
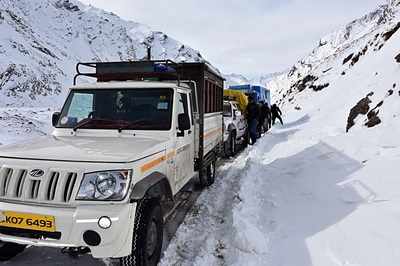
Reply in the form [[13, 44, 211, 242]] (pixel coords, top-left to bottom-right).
[[223, 101, 248, 157], [0, 60, 224, 265]]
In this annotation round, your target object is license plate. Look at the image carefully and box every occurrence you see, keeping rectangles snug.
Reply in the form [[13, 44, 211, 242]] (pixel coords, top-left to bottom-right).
[[0, 211, 56, 232]]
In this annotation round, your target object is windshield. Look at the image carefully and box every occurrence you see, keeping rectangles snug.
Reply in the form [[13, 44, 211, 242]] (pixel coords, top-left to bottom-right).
[[57, 88, 173, 130], [223, 103, 232, 117]]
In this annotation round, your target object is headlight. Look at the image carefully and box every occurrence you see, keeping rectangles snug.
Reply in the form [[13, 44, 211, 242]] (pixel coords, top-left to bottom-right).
[[76, 170, 132, 201]]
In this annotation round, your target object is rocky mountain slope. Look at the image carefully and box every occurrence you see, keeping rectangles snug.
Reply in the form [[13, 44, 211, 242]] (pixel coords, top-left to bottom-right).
[[0, 0, 204, 107], [267, 0, 400, 133]]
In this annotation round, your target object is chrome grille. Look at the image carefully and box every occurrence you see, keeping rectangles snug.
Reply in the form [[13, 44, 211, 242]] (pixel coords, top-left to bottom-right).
[[0, 166, 79, 204]]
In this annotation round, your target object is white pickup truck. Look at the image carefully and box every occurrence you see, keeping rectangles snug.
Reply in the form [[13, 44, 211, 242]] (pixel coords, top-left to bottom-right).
[[223, 101, 248, 156], [0, 60, 224, 266]]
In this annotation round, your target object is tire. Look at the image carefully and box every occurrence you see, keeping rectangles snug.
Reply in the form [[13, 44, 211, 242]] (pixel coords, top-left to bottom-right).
[[199, 159, 216, 188], [223, 131, 236, 158], [223, 132, 232, 158], [120, 199, 163, 266], [243, 130, 249, 148], [230, 131, 237, 156], [0, 241, 26, 261]]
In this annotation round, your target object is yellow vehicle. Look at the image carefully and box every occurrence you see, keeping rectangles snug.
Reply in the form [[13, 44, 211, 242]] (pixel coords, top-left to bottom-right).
[[223, 89, 248, 113]]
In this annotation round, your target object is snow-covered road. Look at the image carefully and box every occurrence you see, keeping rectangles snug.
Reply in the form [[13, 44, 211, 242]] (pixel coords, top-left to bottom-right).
[[161, 113, 400, 266]]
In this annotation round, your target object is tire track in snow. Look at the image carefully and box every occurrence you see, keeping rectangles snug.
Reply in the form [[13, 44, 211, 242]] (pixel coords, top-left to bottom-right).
[[160, 148, 251, 266], [160, 129, 298, 266]]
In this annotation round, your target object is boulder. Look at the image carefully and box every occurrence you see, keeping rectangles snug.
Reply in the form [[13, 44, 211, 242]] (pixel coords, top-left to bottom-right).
[[346, 96, 371, 132]]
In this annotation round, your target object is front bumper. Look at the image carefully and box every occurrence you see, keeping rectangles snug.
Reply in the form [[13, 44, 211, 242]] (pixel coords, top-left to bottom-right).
[[0, 201, 136, 258]]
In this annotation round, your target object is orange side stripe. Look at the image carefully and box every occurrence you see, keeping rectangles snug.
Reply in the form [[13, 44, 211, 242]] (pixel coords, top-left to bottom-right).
[[166, 151, 176, 160], [140, 155, 166, 173], [204, 128, 222, 139]]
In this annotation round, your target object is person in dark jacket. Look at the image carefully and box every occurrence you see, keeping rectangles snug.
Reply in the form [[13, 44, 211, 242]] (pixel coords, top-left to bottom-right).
[[246, 95, 260, 145], [264, 102, 272, 131], [258, 102, 267, 134], [271, 104, 283, 125]]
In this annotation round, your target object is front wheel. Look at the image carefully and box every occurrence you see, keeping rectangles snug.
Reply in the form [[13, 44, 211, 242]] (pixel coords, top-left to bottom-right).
[[0, 241, 26, 261], [120, 199, 163, 266]]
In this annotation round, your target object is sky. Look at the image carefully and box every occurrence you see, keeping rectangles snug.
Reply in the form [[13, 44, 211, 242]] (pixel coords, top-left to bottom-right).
[[79, 0, 387, 77]]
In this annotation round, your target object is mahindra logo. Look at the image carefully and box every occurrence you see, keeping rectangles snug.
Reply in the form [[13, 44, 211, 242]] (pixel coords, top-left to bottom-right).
[[30, 169, 44, 178]]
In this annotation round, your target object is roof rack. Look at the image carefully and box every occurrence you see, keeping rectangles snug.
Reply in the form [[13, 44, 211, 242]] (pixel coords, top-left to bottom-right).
[[73, 60, 181, 85]]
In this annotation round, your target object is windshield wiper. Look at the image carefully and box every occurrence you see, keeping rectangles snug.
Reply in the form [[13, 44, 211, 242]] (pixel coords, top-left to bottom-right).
[[117, 119, 149, 132], [73, 118, 150, 132], [73, 118, 96, 132], [73, 118, 117, 132]]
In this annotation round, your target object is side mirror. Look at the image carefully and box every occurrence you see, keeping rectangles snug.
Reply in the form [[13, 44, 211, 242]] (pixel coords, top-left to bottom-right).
[[52, 112, 61, 127], [178, 113, 191, 134]]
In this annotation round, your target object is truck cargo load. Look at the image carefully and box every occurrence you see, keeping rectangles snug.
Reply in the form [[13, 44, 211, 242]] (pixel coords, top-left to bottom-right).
[[223, 89, 248, 113], [229, 84, 271, 106]]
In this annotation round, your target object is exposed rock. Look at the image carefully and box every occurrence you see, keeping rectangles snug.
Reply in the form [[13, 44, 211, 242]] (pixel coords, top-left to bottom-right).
[[295, 106, 302, 111], [365, 110, 382, 128], [55, 0, 80, 12], [364, 100, 383, 128], [288, 66, 297, 78], [346, 96, 371, 132], [393, 83, 397, 88], [367, 92, 374, 97], [382, 22, 400, 41], [310, 83, 330, 91], [350, 52, 362, 66], [395, 53, 400, 63], [30, 41, 58, 59], [0, 64, 18, 89], [292, 75, 318, 92], [375, 101, 384, 108], [343, 53, 354, 65], [341, 71, 346, 76], [322, 68, 333, 73], [319, 39, 328, 47], [388, 89, 394, 96]]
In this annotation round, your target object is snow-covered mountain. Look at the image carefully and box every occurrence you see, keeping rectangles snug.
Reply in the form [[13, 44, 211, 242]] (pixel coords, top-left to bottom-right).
[[224, 72, 283, 89], [224, 73, 251, 88], [0, 0, 204, 107], [268, 0, 400, 132]]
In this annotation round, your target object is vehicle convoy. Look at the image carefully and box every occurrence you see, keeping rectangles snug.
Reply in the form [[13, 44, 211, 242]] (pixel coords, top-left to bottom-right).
[[229, 84, 271, 106], [222, 90, 249, 156], [0, 60, 224, 265]]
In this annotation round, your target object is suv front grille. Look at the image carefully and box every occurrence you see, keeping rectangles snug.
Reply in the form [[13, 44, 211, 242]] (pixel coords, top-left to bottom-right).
[[0, 167, 78, 204]]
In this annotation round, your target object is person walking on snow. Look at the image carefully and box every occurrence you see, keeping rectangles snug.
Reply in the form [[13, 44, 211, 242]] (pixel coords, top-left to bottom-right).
[[258, 102, 268, 134], [271, 104, 283, 125], [261, 101, 271, 132], [246, 94, 260, 145]]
